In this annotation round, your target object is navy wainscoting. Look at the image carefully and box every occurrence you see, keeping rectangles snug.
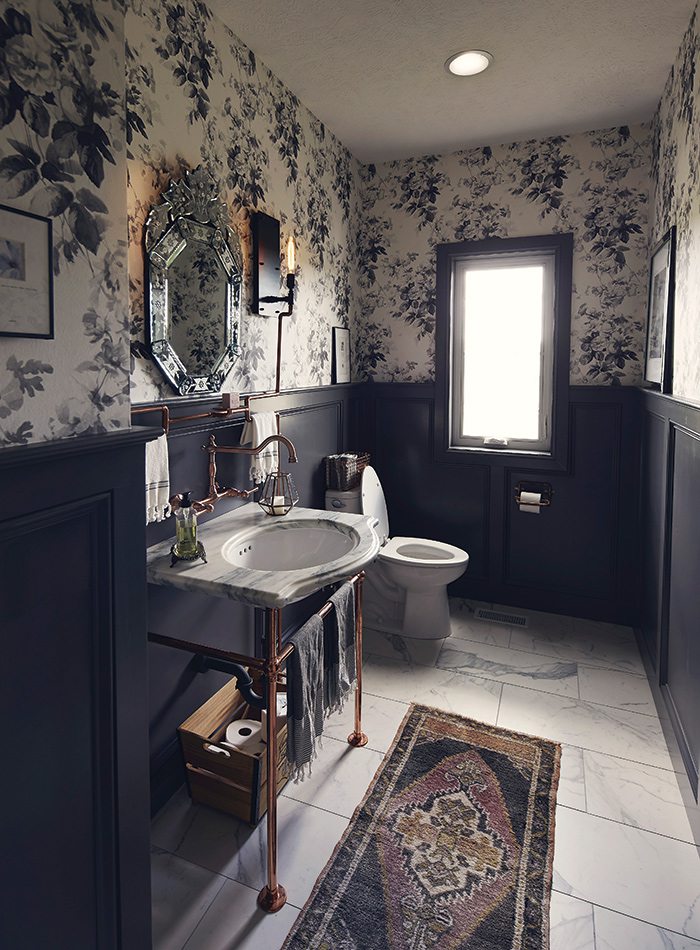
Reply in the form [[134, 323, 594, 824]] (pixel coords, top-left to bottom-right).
[[360, 382, 642, 625], [0, 428, 155, 950], [639, 390, 700, 840], [142, 384, 362, 812]]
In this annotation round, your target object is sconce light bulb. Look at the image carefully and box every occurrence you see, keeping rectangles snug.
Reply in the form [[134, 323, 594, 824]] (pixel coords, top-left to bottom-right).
[[286, 235, 296, 275]]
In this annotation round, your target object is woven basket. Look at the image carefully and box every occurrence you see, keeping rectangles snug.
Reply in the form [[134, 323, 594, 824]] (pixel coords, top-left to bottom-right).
[[324, 453, 371, 491]]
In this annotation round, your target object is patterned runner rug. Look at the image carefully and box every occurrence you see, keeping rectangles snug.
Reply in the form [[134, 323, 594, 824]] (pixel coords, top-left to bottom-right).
[[282, 704, 560, 950]]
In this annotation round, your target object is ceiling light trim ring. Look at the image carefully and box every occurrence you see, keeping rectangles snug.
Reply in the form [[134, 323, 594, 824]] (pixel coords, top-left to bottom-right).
[[445, 49, 494, 77]]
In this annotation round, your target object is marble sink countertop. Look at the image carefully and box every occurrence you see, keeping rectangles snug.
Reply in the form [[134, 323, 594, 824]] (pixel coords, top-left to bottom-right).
[[146, 504, 381, 608]]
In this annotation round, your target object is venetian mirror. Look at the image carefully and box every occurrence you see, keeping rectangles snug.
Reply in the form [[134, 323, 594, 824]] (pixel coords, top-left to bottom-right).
[[145, 166, 242, 395]]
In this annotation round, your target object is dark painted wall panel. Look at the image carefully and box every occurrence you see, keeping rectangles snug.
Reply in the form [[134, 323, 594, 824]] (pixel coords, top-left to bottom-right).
[[640, 410, 667, 666], [0, 431, 153, 950], [2, 504, 104, 949], [666, 425, 700, 776], [640, 390, 700, 818], [506, 403, 619, 598]]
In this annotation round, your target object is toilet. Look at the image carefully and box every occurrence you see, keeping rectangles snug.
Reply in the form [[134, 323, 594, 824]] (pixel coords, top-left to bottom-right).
[[326, 466, 469, 640]]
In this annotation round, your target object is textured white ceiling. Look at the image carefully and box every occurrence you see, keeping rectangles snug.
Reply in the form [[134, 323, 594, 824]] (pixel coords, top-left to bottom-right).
[[210, 0, 694, 162]]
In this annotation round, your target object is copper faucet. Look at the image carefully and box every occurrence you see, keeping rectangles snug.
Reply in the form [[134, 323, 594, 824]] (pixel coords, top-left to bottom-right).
[[170, 433, 298, 514]]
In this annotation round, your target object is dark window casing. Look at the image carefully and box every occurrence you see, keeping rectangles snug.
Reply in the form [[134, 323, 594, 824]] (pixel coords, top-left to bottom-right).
[[434, 233, 573, 470]]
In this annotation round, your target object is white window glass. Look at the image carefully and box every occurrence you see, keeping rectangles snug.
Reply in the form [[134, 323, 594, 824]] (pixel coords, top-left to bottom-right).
[[450, 252, 555, 452]]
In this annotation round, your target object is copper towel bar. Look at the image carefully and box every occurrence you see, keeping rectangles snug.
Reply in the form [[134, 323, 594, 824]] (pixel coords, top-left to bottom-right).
[[132, 389, 292, 436]]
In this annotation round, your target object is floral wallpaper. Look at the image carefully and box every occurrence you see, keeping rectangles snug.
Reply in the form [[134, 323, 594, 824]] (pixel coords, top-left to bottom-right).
[[352, 125, 651, 385], [126, 0, 358, 402], [0, 0, 679, 448], [650, 4, 700, 404], [0, 0, 129, 446]]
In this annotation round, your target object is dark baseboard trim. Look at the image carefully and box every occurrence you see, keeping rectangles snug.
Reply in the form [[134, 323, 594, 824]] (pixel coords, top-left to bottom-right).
[[453, 576, 634, 625], [635, 625, 700, 847], [150, 737, 185, 817]]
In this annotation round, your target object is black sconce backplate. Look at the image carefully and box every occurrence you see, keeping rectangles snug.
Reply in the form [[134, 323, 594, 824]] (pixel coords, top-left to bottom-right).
[[252, 212, 284, 316]]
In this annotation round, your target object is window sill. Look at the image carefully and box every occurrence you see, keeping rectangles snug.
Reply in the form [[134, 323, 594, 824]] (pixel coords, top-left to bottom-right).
[[436, 442, 568, 472]]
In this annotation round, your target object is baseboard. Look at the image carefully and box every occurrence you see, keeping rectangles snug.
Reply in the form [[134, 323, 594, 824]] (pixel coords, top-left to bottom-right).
[[150, 737, 185, 817], [635, 626, 700, 847], [661, 682, 699, 797], [452, 575, 637, 626]]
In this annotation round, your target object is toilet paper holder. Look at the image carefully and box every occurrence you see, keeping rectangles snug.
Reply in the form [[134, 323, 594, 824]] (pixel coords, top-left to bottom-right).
[[514, 481, 553, 508]]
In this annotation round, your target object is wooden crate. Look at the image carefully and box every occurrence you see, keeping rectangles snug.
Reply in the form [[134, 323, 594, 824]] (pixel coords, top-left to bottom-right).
[[178, 677, 288, 826]]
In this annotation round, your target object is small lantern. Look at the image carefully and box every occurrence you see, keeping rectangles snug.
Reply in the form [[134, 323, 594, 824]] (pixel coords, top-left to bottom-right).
[[258, 471, 299, 516]]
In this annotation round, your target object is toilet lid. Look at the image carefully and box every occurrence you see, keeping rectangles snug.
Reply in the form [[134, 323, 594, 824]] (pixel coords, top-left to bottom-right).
[[361, 466, 390, 544]]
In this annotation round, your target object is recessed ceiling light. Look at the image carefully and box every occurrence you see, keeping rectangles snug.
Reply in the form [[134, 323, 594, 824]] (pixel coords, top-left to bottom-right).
[[445, 50, 493, 77]]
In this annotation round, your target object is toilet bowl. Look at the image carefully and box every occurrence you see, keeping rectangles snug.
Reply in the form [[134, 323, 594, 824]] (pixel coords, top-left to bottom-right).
[[325, 466, 469, 640]]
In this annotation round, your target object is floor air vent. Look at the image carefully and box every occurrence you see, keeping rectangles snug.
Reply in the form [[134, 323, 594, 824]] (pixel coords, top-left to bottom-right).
[[474, 608, 529, 628]]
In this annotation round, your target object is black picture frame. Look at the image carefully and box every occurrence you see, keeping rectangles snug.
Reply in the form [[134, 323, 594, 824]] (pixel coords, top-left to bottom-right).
[[0, 203, 54, 340], [332, 326, 350, 384], [644, 226, 676, 393]]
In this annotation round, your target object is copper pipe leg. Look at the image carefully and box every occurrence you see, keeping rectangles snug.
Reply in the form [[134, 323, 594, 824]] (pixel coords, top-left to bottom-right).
[[257, 885, 287, 914], [258, 607, 288, 914], [348, 573, 369, 748]]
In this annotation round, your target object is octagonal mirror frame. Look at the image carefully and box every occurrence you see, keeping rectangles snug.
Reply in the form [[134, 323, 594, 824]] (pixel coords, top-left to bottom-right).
[[145, 166, 243, 395]]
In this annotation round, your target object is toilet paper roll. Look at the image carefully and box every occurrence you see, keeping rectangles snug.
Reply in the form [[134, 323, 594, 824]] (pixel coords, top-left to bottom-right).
[[261, 695, 288, 734], [223, 718, 264, 753], [519, 490, 541, 514]]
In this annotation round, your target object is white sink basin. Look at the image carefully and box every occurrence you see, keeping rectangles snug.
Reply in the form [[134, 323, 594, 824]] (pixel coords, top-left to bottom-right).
[[222, 519, 357, 571]]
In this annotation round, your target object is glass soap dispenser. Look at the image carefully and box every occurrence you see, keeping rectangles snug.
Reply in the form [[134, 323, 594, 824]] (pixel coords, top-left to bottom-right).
[[174, 491, 198, 558]]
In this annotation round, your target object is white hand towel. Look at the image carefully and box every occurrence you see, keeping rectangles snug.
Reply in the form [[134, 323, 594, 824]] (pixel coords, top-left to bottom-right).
[[240, 411, 279, 484], [145, 433, 172, 524]]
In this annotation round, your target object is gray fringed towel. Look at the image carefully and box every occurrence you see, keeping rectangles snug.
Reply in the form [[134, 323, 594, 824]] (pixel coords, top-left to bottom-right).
[[286, 613, 325, 781], [325, 582, 357, 715]]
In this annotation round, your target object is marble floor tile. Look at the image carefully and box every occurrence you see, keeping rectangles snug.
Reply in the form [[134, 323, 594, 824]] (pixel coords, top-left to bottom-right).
[[554, 807, 700, 938], [497, 684, 673, 769], [362, 653, 503, 723], [578, 664, 656, 715], [572, 616, 637, 643], [558, 745, 587, 811], [510, 621, 644, 673], [437, 637, 579, 698], [282, 736, 384, 818], [448, 598, 513, 647], [362, 625, 445, 666], [154, 792, 348, 910], [594, 905, 700, 949], [322, 691, 408, 753], [153, 599, 697, 950], [183, 878, 298, 950], [151, 785, 200, 855], [583, 750, 695, 842], [151, 849, 225, 950], [549, 891, 595, 950]]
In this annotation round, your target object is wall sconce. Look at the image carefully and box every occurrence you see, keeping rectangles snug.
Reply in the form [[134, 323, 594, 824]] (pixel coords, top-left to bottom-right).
[[252, 212, 296, 317]]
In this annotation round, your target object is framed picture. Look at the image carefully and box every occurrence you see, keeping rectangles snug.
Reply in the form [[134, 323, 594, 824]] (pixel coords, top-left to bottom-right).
[[332, 327, 350, 384], [0, 203, 54, 339], [644, 226, 676, 392]]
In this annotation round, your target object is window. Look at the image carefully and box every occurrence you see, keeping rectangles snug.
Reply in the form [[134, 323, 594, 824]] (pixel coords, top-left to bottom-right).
[[435, 234, 572, 464]]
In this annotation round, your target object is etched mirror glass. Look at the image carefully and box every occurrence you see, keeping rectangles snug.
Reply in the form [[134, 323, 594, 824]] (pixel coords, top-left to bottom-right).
[[145, 166, 242, 395]]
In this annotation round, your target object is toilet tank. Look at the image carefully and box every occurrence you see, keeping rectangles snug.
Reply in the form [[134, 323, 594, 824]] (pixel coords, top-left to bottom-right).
[[325, 487, 362, 514]]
